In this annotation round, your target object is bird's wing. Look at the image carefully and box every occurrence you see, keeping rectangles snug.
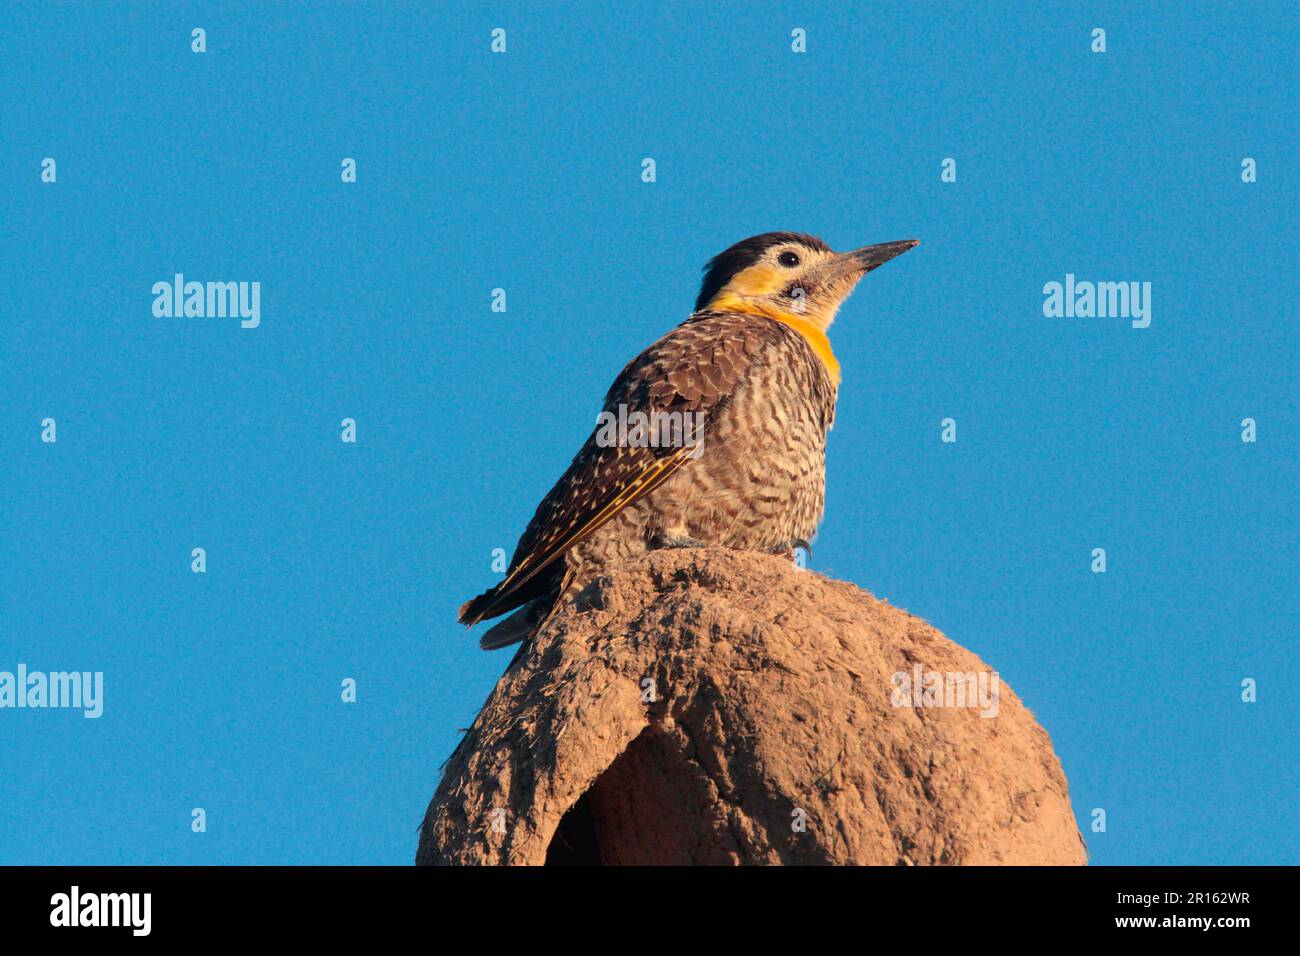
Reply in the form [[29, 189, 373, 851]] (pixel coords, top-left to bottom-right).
[[458, 313, 780, 626], [458, 442, 692, 625]]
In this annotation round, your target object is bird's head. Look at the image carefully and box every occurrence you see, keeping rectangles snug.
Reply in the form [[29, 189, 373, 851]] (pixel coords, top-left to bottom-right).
[[694, 231, 918, 332]]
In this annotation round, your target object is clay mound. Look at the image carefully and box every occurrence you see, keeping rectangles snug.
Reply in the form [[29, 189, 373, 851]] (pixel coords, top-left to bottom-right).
[[418, 548, 1086, 865]]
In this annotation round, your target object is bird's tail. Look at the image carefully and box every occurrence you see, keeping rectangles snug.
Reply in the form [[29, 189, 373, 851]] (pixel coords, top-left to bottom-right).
[[478, 599, 545, 651], [457, 586, 498, 626]]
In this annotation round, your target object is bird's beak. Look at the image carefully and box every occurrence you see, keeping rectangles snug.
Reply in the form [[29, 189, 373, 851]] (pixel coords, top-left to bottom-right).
[[826, 239, 920, 282]]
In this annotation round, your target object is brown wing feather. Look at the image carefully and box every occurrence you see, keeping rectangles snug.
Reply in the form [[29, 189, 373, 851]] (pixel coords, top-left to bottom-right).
[[459, 312, 780, 626]]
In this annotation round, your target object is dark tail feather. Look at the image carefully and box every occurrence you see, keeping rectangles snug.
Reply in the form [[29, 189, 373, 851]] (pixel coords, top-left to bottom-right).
[[459, 562, 561, 627], [458, 586, 499, 626], [478, 600, 545, 650]]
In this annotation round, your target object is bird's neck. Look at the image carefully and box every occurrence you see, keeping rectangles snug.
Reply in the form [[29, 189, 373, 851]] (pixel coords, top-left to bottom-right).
[[708, 296, 841, 386]]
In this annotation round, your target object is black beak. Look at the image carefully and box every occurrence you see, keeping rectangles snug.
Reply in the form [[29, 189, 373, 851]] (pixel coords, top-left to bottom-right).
[[845, 239, 920, 274], [821, 239, 919, 285]]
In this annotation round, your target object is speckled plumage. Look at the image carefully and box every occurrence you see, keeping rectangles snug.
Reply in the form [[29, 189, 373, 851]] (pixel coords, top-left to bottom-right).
[[561, 309, 835, 558], [461, 310, 836, 647]]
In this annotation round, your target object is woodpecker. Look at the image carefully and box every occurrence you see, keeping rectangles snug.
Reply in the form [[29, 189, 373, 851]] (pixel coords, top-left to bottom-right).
[[461, 232, 918, 649]]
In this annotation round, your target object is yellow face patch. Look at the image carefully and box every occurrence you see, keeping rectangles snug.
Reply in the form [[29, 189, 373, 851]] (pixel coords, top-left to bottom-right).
[[719, 263, 787, 298], [704, 263, 841, 386]]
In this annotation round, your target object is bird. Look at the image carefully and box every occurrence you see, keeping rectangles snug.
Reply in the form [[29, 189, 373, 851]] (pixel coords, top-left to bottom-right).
[[460, 231, 918, 650]]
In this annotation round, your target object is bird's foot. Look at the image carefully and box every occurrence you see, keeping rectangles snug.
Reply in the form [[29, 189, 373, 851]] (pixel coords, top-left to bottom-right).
[[771, 538, 812, 565]]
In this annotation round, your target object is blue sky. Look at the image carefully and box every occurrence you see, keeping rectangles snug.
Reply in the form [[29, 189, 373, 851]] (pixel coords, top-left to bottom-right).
[[1, 2, 1295, 865]]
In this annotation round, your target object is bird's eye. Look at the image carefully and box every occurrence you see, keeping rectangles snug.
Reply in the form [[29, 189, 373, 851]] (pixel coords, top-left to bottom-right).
[[777, 251, 800, 268]]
